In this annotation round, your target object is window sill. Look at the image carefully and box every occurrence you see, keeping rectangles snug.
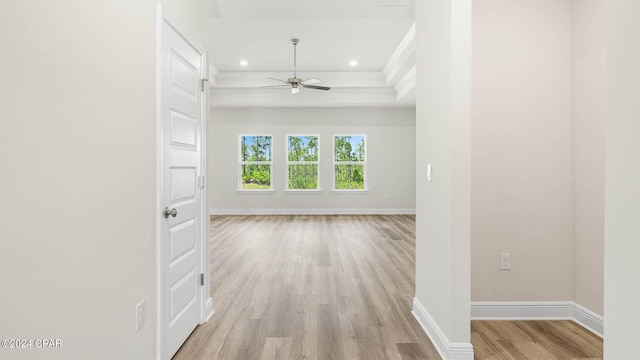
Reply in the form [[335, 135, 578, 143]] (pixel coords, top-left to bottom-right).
[[283, 190, 323, 194], [332, 189, 369, 194], [236, 189, 275, 194]]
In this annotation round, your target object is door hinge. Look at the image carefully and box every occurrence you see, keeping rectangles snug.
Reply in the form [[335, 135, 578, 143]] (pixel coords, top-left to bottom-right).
[[198, 175, 206, 189], [200, 78, 208, 92], [200, 273, 205, 286]]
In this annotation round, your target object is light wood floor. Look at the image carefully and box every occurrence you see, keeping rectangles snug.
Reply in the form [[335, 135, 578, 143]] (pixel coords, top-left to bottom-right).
[[472, 320, 603, 360], [173, 215, 603, 360], [173, 215, 441, 360]]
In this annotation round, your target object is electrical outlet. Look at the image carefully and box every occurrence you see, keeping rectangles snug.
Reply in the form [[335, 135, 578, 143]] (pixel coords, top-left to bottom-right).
[[500, 253, 511, 270], [136, 301, 145, 331]]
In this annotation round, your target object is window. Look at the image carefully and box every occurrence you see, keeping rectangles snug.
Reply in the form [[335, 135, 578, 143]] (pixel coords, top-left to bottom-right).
[[287, 135, 319, 190], [333, 135, 367, 190], [239, 135, 272, 190]]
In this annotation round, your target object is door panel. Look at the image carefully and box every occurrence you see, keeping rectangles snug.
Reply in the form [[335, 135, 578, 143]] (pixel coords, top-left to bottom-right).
[[170, 49, 198, 100], [170, 219, 196, 264], [169, 269, 197, 324], [170, 167, 197, 203], [160, 18, 204, 360], [170, 111, 197, 149]]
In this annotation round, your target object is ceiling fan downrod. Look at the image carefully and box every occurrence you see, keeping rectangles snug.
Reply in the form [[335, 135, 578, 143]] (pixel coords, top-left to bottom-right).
[[292, 38, 299, 79]]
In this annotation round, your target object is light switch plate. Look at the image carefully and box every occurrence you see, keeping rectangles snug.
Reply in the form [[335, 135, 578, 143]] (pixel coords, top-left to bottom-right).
[[500, 253, 511, 270]]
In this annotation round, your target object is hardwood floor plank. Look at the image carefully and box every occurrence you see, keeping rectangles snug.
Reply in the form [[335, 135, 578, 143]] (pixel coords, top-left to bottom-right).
[[288, 300, 318, 360], [259, 337, 292, 360], [339, 313, 362, 360], [508, 339, 556, 360], [317, 304, 345, 360], [397, 342, 439, 360]]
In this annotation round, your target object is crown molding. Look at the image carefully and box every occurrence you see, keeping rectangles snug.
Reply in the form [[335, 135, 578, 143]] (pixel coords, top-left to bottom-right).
[[395, 65, 416, 101], [210, 87, 395, 94], [215, 71, 384, 79], [209, 90, 411, 108], [383, 23, 416, 85]]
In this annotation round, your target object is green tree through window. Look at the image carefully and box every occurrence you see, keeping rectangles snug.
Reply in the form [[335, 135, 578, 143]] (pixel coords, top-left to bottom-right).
[[334, 135, 366, 190], [287, 135, 319, 190], [239, 135, 272, 190]]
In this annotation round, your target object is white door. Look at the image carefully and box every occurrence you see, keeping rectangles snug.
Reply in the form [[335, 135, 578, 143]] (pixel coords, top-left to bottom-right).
[[159, 15, 205, 360]]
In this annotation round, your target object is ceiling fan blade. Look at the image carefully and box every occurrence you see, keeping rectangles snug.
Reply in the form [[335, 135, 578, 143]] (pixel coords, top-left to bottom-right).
[[291, 87, 300, 94], [301, 84, 331, 91], [267, 77, 289, 84], [301, 78, 320, 84]]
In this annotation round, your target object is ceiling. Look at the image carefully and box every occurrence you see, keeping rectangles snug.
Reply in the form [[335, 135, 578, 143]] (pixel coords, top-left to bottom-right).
[[207, 0, 416, 107]]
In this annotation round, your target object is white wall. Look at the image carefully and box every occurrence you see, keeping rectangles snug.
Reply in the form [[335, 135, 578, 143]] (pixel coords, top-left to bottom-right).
[[414, 0, 473, 355], [207, 107, 416, 213], [572, 0, 605, 317], [605, 0, 640, 357], [470, 0, 574, 303], [0, 1, 208, 359], [162, 0, 210, 48]]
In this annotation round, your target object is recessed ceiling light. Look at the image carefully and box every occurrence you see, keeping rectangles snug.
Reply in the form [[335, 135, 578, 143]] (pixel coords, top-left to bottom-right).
[[349, 60, 358, 66], [239, 60, 248, 67]]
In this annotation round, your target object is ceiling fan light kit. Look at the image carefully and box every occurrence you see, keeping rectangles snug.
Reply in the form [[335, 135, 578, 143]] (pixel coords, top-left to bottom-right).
[[262, 38, 331, 94]]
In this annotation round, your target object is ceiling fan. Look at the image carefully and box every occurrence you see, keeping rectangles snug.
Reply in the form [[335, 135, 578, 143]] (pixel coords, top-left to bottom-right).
[[262, 38, 331, 94]]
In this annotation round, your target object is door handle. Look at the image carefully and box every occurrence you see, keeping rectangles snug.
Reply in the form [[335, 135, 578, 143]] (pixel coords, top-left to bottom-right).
[[164, 207, 178, 218]]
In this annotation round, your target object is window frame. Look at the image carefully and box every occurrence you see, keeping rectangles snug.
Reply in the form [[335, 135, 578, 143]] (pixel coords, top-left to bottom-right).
[[238, 134, 274, 191], [285, 134, 321, 192], [332, 134, 368, 191]]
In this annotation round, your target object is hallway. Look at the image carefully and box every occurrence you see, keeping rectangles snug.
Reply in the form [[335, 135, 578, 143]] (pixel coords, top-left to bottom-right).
[[173, 215, 440, 360]]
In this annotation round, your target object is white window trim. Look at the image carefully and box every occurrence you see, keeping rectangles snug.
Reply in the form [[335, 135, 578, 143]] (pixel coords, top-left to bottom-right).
[[238, 134, 273, 191], [332, 134, 368, 191], [285, 134, 321, 191]]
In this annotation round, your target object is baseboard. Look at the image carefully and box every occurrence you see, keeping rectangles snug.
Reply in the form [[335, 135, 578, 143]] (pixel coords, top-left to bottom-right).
[[470, 301, 574, 320], [470, 301, 603, 338], [202, 297, 214, 324], [572, 302, 604, 338], [209, 208, 416, 215], [412, 298, 474, 360]]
